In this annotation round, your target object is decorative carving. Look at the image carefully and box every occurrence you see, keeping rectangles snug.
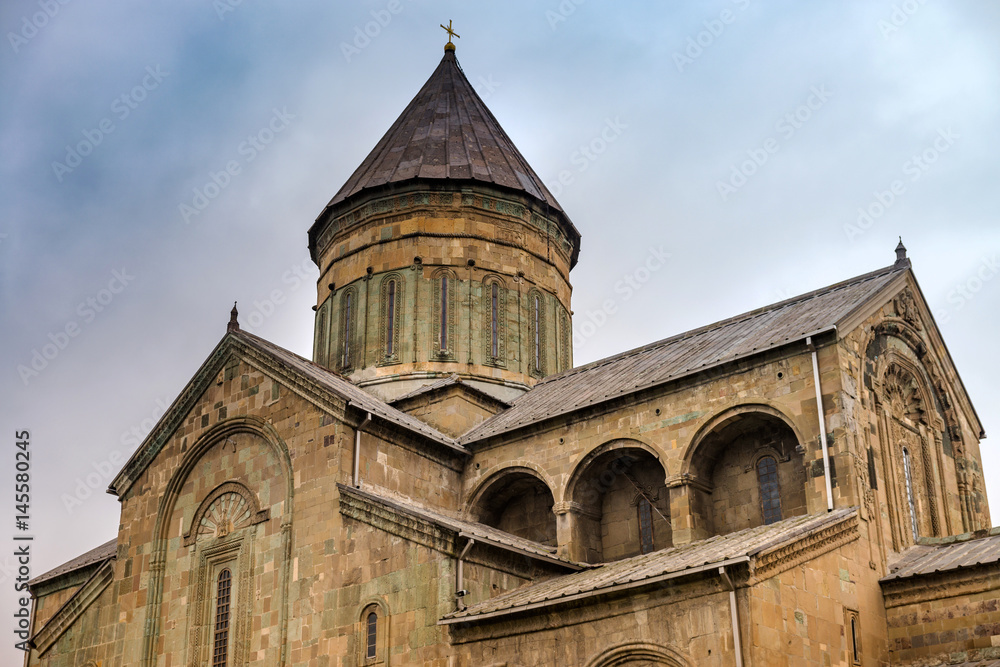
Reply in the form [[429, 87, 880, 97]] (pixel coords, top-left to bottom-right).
[[749, 512, 860, 584], [378, 273, 404, 365], [188, 531, 255, 667], [893, 289, 922, 330], [183, 480, 269, 547], [482, 276, 507, 367], [882, 365, 925, 424]]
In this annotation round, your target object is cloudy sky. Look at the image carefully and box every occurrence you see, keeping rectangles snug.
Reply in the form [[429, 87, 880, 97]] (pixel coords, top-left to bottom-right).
[[1, 1, 998, 658]]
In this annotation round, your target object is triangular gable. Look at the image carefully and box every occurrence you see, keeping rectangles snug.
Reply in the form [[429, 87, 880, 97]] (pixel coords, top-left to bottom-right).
[[833, 265, 984, 439], [109, 329, 462, 499]]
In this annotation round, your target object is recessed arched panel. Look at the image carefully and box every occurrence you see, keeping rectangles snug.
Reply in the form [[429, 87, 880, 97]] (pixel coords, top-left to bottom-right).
[[685, 405, 805, 537], [566, 439, 670, 562], [585, 642, 691, 667], [468, 466, 556, 546]]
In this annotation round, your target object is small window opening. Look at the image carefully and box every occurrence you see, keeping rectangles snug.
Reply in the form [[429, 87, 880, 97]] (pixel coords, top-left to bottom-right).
[[638, 497, 655, 554], [757, 456, 782, 525], [903, 447, 918, 540], [365, 611, 378, 660]]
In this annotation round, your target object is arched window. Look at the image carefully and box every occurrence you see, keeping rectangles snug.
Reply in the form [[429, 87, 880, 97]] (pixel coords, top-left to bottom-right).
[[212, 568, 232, 667], [637, 497, 655, 554], [482, 276, 506, 366], [558, 307, 571, 372], [313, 299, 331, 367], [757, 456, 782, 524], [529, 290, 546, 376], [433, 270, 456, 358], [365, 611, 378, 659], [359, 603, 387, 663], [903, 447, 918, 540], [339, 287, 357, 370], [379, 275, 403, 364]]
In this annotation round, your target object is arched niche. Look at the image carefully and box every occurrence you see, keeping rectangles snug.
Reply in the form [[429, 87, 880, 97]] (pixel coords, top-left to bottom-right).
[[565, 439, 670, 563], [685, 405, 806, 537], [467, 466, 557, 546], [585, 642, 691, 667]]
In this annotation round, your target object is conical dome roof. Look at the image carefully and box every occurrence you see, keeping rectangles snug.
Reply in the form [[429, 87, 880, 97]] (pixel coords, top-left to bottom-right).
[[324, 50, 567, 215]]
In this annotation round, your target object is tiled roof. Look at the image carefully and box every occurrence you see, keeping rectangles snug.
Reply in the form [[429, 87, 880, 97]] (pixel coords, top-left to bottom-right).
[[442, 509, 856, 622], [337, 484, 584, 570], [235, 330, 465, 453], [323, 50, 567, 216], [29, 538, 116, 589], [461, 264, 907, 444], [881, 528, 1000, 581]]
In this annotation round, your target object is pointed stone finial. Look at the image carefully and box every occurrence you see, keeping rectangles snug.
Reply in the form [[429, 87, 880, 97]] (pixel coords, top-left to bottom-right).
[[440, 19, 460, 52], [894, 237, 909, 267], [228, 302, 240, 332]]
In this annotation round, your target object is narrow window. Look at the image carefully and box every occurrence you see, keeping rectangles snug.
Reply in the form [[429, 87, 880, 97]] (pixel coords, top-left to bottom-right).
[[440, 275, 448, 351], [757, 456, 782, 524], [903, 447, 918, 540], [385, 280, 396, 357], [491, 283, 499, 359], [212, 569, 232, 667], [366, 611, 378, 659], [341, 291, 353, 368], [637, 497, 655, 554], [845, 609, 862, 664], [533, 294, 541, 372]]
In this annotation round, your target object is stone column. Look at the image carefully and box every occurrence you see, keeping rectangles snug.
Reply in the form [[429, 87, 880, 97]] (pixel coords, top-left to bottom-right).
[[668, 479, 712, 546]]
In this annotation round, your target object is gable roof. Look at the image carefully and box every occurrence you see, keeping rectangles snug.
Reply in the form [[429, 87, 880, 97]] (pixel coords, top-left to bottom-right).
[[441, 508, 857, 623], [337, 484, 584, 570], [460, 263, 909, 444], [321, 50, 567, 216], [28, 538, 117, 590], [109, 327, 463, 498], [388, 374, 511, 408], [881, 528, 1000, 581]]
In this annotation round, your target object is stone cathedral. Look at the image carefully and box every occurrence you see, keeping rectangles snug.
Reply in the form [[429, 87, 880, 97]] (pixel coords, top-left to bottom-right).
[[25, 39, 1000, 667]]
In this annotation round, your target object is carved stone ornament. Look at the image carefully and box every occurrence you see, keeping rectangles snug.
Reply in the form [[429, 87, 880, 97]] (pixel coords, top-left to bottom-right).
[[183, 480, 269, 547], [894, 289, 922, 331], [883, 365, 925, 424]]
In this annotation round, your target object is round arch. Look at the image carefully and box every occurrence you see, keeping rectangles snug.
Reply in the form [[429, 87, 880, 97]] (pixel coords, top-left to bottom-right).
[[562, 438, 666, 505], [585, 642, 691, 667], [465, 463, 558, 545], [465, 462, 557, 520], [682, 403, 804, 479], [142, 415, 294, 666]]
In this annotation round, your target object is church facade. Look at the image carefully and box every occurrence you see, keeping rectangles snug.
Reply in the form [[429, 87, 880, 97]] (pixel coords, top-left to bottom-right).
[[24, 41, 1000, 667]]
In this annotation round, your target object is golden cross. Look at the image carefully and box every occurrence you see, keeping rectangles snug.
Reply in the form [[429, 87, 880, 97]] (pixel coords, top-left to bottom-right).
[[440, 19, 460, 47]]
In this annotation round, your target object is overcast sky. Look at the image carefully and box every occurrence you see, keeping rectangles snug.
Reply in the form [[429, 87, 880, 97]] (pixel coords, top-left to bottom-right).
[[1, 2, 998, 659]]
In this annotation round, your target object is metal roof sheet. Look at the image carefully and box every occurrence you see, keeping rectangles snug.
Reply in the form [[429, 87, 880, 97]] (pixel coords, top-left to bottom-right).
[[29, 538, 116, 589], [337, 484, 583, 569], [881, 529, 1000, 581], [235, 330, 465, 452], [324, 50, 566, 215], [442, 508, 856, 622], [461, 263, 906, 444]]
